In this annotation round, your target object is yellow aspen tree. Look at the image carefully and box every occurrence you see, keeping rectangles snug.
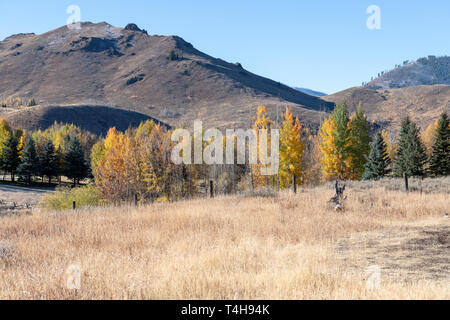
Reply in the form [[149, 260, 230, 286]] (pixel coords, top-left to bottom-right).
[[279, 107, 304, 189], [302, 130, 323, 186], [252, 106, 273, 187], [95, 128, 130, 202], [319, 117, 341, 180], [135, 120, 157, 138], [381, 129, 397, 163], [17, 134, 25, 159], [422, 120, 439, 157], [90, 140, 105, 177], [0, 118, 12, 159]]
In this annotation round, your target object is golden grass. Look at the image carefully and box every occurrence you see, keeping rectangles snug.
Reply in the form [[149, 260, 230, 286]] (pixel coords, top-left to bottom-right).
[[0, 186, 449, 300]]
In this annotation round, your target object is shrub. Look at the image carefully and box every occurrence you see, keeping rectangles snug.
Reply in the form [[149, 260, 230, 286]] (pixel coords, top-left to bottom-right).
[[39, 185, 102, 211], [27, 98, 37, 107], [167, 50, 179, 61]]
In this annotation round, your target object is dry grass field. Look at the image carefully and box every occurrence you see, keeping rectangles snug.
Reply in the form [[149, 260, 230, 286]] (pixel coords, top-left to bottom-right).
[[0, 183, 449, 300]]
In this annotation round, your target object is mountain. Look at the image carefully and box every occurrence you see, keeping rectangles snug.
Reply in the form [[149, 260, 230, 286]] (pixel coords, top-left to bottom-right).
[[0, 22, 334, 132], [294, 87, 327, 97], [324, 85, 450, 134], [365, 56, 450, 90]]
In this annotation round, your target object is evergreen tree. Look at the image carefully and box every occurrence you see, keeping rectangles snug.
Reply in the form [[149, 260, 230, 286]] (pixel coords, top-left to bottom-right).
[[429, 112, 450, 176], [65, 136, 89, 185], [2, 133, 20, 182], [349, 104, 371, 179], [39, 139, 58, 184], [362, 132, 391, 180], [331, 101, 352, 179], [55, 146, 66, 184], [17, 136, 40, 184], [393, 117, 427, 177]]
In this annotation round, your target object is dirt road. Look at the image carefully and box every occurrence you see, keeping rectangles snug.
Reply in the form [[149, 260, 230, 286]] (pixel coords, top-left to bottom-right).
[[0, 183, 53, 206]]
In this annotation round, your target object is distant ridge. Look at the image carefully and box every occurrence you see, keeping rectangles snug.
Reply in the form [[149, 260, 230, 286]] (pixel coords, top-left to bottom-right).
[[294, 87, 327, 97], [365, 55, 450, 90], [2, 104, 170, 136], [324, 85, 450, 134]]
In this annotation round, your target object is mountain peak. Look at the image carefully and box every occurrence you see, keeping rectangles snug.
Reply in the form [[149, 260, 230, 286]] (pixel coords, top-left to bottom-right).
[[0, 21, 334, 133]]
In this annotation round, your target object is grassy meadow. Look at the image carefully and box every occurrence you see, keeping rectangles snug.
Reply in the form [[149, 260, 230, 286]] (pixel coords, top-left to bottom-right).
[[0, 180, 449, 300]]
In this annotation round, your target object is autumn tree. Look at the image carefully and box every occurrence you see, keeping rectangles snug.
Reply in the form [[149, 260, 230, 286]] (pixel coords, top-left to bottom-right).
[[319, 117, 339, 180], [302, 129, 323, 185], [422, 120, 439, 157], [0, 118, 12, 162], [279, 107, 304, 189], [319, 101, 353, 180], [381, 129, 396, 164], [94, 128, 131, 201], [251, 106, 274, 187]]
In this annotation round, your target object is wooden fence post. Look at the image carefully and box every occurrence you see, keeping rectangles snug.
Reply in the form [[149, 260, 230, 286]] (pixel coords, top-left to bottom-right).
[[404, 173, 409, 192], [134, 194, 138, 207], [419, 176, 423, 195], [72, 201, 76, 210], [250, 167, 254, 191], [293, 175, 297, 194], [210, 180, 214, 198]]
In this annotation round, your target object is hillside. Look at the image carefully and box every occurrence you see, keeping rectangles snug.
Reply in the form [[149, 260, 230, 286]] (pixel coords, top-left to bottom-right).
[[365, 56, 450, 90], [0, 104, 168, 136], [294, 87, 327, 97], [0, 22, 333, 131], [324, 85, 450, 133]]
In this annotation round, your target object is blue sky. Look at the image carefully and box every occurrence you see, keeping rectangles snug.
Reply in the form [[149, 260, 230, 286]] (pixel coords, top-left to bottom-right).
[[1, 0, 449, 94]]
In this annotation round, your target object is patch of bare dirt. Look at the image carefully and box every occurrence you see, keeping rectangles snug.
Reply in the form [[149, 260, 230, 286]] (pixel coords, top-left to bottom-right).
[[337, 220, 450, 283]]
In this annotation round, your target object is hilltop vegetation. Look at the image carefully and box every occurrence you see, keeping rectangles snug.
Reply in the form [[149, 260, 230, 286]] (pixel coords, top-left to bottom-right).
[[365, 56, 450, 90], [324, 85, 450, 133]]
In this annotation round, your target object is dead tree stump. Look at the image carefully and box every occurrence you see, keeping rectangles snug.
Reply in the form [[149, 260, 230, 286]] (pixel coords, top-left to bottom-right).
[[328, 181, 347, 212]]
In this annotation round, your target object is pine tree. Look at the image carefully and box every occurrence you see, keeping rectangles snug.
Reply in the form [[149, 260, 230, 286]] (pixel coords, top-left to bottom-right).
[[17, 136, 40, 184], [362, 132, 391, 180], [65, 136, 89, 185], [2, 133, 20, 182], [39, 139, 58, 184], [393, 117, 427, 177], [279, 107, 304, 189], [429, 112, 450, 176], [348, 104, 371, 179], [55, 146, 66, 184]]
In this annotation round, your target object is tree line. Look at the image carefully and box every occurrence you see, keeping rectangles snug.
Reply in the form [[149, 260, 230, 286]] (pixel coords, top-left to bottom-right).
[[0, 104, 448, 203], [0, 121, 92, 185], [319, 102, 449, 181]]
